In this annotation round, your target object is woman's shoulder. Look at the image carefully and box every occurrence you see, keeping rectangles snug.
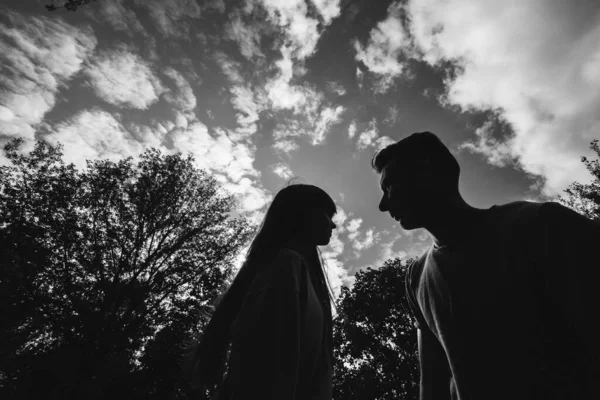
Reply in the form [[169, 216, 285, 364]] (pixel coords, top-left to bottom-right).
[[249, 248, 307, 294]]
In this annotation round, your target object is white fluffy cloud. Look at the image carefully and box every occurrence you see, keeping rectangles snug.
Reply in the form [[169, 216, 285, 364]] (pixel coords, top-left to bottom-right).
[[171, 122, 259, 183], [85, 48, 163, 109], [312, 105, 345, 144], [346, 217, 362, 240], [170, 122, 271, 214], [327, 81, 347, 96], [258, 0, 343, 149], [0, 11, 97, 141], [47, 109, 144, 168], [310, 0, 341, 24], [375, 234, 407, 264], [348, 121, 357, 139], [354, 2, 411, 92], [215, 53, 263, 140], [356, 119, 379, 150], [361, 0, 600, 196], [260, 0, 321, 59], [220, 176, 272, 214], [272, 138, 300, 154], [87, 0, 147, 36], [332, 206, 348, 233], [322, 202, 353, 297], [271, 163, 294, 180], [135, 0, 202, 38], [266, 47, 324, 113], [352, 228, 379, 251], [226, 12, 264, 60], [162, 67, 197, 111]]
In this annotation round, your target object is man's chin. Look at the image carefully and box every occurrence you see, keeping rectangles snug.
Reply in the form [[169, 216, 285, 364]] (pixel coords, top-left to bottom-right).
[[398, 217, 421, 230]]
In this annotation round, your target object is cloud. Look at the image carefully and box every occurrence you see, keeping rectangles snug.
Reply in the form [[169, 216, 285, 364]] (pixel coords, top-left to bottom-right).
[[374, 135, 396, 151], [162, 67, 197, 111], [260, 0, 321, 59], [86, 0, 147, 36], [171, 122, 259, 183], [322, 229, 353, 297], [47, 109, 144, 168], [332, 206, 348, 233], [352, 228, 379, 252], [85, 47, 163, 109], [327, 81, 347, 96], [370, 0, 600, 196], [375, 234, 407, 264], [345, 217, 362, 240], [215, 53, 263, 140], [272, 163, 294, 180], [354, 2, 411, 93], [310, 0, 341, 25], [268, 89, 344, 148], [312, 105, 345, 144], [171, 122, 271, 214], [272, 138, 299, 154], [266, 47, 324, 113], [356, 66, 364, 89], [135, 0, 202, 38], [348, 121, 357, 139], [383, 104, 399, 126], [220, 176, 272, 214], [460, 120, 513, 168], [225, 11, 265, 60], [356, 119, 379, 150], [0, 11, 97, 141], [322, 203, 354, 297]]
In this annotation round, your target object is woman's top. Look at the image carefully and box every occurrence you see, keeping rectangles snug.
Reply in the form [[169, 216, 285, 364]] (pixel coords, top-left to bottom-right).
[[218, 248, 333, 400]]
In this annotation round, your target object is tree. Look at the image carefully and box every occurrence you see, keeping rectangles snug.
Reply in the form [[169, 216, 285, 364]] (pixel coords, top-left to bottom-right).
[[45, 0, 97, 11], [333, 257, 419, 400], [559, 139, 600, 222], [0, 138, 254, 399]]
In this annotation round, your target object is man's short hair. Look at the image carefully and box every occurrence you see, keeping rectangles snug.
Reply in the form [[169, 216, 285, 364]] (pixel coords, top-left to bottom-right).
[[371, 131, 460, 187]]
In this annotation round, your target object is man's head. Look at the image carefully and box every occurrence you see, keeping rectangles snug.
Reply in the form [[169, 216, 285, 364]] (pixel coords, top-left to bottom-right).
[[372, 131, 461, 230]]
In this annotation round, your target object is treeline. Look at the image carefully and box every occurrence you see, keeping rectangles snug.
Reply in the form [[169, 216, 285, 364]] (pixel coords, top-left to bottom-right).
[[1, 138, 598, 399]]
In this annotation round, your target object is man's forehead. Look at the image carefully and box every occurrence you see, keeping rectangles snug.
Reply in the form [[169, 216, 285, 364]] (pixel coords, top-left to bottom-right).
[[380, 158, 402, 185]]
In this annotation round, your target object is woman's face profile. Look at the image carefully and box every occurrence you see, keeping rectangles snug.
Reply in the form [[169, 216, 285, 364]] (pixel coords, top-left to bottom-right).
[[302, 207, 336, 246]]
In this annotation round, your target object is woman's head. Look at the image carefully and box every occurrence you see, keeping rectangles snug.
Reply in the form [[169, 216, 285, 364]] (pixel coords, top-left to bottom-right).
[[248, 184, 337, 262], [185, 183, 337, 392]]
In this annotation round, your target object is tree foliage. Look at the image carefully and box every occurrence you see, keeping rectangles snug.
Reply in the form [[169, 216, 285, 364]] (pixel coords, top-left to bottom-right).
[[333, 258, 419, 400], [0, 138, 253, 399], [45, 0, 97, 11], [559, 139, 600, 221]]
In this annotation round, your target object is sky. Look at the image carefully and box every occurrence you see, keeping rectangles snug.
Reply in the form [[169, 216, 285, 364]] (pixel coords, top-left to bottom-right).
[[1, 0, 599, 298]]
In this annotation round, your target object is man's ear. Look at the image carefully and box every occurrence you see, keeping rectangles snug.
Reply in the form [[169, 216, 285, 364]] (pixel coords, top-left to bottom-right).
[[420, 156, 435, 179]]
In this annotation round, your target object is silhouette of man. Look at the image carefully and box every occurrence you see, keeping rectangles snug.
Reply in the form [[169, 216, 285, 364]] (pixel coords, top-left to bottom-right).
[[372, 132, 600, 400]]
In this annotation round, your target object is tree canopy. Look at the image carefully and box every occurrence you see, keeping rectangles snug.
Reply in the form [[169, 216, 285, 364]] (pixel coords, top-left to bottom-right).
[[559, 139, 600, 221], [45, 0, 97, 11], [333, 258, 419, 400], [0, 138, 253, 399]]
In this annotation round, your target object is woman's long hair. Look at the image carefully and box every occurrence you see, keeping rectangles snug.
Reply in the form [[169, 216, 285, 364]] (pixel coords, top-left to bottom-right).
[[184, 183, 337, 393]]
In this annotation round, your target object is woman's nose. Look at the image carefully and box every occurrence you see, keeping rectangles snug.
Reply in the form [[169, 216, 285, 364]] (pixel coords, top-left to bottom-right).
[[379, 196, 388, 212]]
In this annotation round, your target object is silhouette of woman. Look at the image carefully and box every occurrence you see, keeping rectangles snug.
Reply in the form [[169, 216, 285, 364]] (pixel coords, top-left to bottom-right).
[[186, 183, 338, 400]]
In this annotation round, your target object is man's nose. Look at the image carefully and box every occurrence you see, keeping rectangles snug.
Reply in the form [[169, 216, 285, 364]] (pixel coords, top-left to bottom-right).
[[379, 196, 387, 212]]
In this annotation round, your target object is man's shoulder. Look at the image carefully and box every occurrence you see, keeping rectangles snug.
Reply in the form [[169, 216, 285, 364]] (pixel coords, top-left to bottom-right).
[[406, 251, 429, 290], [493, 200, 582, 226], [492, 200, 544, 217]]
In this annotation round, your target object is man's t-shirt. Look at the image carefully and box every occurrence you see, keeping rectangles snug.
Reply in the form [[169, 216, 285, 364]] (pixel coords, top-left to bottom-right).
[[405, 201, 600, 400], [221, 248, 332, 400]]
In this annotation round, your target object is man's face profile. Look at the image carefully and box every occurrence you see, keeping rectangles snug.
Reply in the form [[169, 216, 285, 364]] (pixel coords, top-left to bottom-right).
[[378, 157, 436, 230]]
